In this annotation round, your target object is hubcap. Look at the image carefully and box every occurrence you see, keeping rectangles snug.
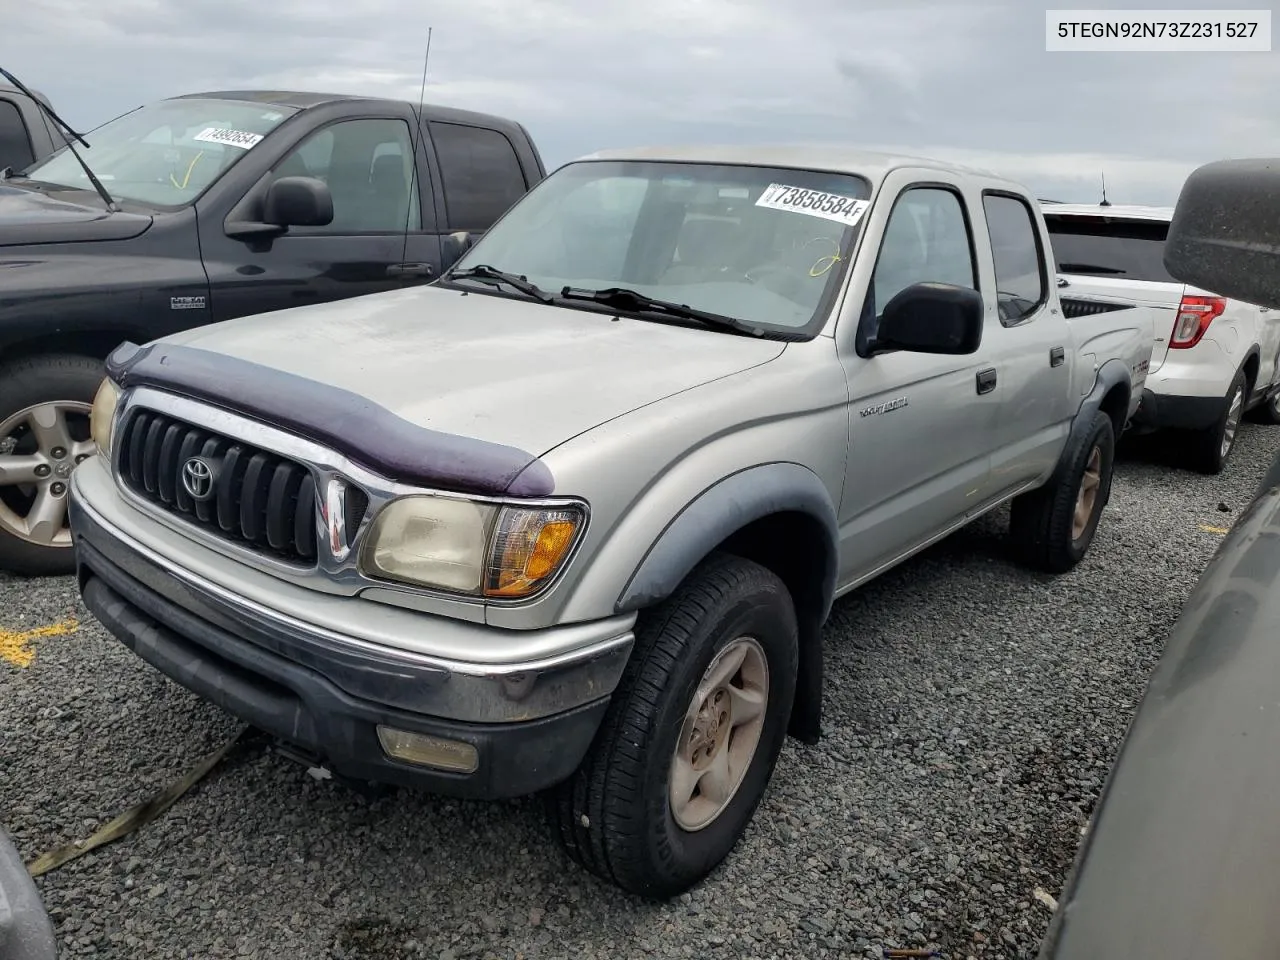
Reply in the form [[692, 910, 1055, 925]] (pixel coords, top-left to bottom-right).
[[1071, 445, 1102, 541], [1222, 386, 1244, 459], [0, 402, 94, 547], [669, 636, 770, 832]]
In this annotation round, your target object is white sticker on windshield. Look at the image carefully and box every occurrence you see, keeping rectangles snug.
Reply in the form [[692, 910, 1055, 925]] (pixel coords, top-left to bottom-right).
[[755, 183, 870, 227], [193, 127, 264, 150]]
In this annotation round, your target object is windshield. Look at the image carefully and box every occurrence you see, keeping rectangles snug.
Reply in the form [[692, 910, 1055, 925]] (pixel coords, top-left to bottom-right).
[[448, 159, 873, 336], [21, 97, 298, 208]]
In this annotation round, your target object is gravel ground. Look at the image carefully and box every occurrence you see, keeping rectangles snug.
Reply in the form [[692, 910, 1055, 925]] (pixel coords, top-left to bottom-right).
[[3, 423, 1277, 960]]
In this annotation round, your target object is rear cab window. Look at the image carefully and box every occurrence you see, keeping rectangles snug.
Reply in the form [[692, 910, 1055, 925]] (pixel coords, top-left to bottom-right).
[[983, 193, 1048, 325], [429, 121, 529, 232], [1043, 213, 1176, 283], [0, 98, 35, 171]]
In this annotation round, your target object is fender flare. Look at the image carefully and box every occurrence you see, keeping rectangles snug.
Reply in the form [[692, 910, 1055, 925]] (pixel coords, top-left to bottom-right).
[[1050, 357, 1132, 490], [614, 461, 840, 617], [613, 462, 840, 745]]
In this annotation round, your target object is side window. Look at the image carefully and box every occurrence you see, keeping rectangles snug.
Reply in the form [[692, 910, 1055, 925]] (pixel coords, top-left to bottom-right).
[[272, 118, 420, 234], [870, 187, 976, 317], [430, 121, 528, 232], [0, 99, 35, 171], [983, 194, 1047, 325]]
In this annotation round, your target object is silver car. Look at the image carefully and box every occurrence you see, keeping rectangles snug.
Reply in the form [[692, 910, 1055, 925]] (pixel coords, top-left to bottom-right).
[[66, 145, 1152, 898]]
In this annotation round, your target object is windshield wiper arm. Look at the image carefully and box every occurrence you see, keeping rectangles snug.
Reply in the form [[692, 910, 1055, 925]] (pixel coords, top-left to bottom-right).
[[445, 264, 553, 302], [0, 65, 119, 213], [558, 286, 763, 336]]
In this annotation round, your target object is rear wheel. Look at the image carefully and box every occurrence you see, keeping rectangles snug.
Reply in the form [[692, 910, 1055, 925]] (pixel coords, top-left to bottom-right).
[[1009, 410, 1115, 573], [548, 552, 798, 899], [0, 355, 104, 577], [1188, 370, 1246, 475]]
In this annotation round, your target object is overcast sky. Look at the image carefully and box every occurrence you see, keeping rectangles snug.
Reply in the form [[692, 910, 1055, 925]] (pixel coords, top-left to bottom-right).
[[6, 0, 1278, 205]]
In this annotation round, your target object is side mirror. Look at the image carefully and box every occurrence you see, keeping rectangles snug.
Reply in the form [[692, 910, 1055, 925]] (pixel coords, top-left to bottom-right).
[[263, 176, 333, 228], [441, 230, 473, 271], [1165, 158, 1280, 309], [869, 282, 984, 356]]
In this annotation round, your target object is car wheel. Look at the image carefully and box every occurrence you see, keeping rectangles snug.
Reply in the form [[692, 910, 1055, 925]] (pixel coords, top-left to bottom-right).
[[548, 552, 798, 899], [1009, 409, 1116, 574], [1253, 387, 1280, 425], [0, 354, 105, 577], [1189, 370, 1247, 475]]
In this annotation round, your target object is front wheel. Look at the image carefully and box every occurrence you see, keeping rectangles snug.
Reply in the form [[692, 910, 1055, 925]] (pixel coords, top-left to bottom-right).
[[1009, 409, 1116, 574], [547, 552, 798, 899], [0, 355, 105, 577], [1252, 387, 1280, 426]]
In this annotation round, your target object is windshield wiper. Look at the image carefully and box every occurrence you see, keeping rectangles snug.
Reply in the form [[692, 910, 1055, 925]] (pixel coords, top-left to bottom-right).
[[558, 286, 764, 336], [445, 264, 553, 302], [1057, 261, 1126, 275], [0, 65, 119, 213]]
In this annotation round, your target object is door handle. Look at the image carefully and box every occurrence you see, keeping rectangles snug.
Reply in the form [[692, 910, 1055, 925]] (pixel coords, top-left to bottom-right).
[[387, 262, 434, 278], [1050, 345, 1065, 367], [976, 367, 997, 395]]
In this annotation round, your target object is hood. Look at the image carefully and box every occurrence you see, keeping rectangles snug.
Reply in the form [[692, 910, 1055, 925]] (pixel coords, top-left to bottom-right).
[[157, 284, 788, 455], [0, 183, 152, 246]]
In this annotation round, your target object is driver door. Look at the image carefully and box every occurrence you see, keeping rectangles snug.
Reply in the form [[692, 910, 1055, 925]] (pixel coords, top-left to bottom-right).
[[197, 113, 442, 322], [836, 174, 998, 583]]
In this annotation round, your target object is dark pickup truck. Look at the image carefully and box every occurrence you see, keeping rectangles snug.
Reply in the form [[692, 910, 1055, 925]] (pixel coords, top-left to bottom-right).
[[0, 83, 66, 173], [0, 89, 546, 576]]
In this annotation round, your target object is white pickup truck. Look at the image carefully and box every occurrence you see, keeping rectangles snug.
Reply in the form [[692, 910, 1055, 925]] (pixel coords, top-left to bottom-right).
[[66, 146, 1154, 897]]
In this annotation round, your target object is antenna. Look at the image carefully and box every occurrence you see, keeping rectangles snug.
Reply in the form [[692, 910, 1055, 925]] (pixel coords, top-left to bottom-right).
[[1100, 170, 1111, 207], [399, 28, 433, 266]]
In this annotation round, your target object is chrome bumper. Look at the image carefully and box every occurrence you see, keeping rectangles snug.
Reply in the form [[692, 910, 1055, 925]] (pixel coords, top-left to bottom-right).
[[67, 461, 634, 725]]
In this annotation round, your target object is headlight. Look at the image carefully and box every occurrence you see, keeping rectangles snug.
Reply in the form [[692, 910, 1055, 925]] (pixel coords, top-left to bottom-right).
[[89, 378, 120, 458], [359, 495, 585, 599]]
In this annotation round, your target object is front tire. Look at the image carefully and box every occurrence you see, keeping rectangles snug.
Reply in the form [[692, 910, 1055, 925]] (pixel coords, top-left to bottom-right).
[[1251, 387, 1280, 426], [0, 354, 104, 577], [1009, 409, 1116, 574], [548, 552, 798, 899]]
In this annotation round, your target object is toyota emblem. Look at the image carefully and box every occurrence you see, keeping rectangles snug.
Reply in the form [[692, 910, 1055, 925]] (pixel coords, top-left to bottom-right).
[[181, 456, 217, 501]]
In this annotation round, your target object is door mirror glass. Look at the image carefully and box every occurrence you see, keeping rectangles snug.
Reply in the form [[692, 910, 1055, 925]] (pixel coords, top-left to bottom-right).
[[441, 230, 473, 271], [1166, 158, 1280, 309], [869, 281, 984, 355], [263, 175, 333, 228]]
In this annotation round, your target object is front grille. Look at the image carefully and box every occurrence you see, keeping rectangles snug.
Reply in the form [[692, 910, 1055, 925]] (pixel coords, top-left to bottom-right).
[[1061, 297, 1131, 319], [116, 408, 323, 565]]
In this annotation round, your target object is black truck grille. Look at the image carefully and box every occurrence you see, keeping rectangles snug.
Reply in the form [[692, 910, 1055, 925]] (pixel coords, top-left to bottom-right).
[[116, 408, 326, 565]]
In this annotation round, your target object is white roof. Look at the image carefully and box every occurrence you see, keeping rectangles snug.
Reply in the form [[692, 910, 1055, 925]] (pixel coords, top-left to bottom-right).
[[1039, 202, 1173, 222], [573, 143, 1026, 188]]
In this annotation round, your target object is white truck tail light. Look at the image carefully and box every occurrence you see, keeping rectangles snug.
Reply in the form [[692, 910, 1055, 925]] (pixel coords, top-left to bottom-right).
[[1170, 294, 1227, 349]]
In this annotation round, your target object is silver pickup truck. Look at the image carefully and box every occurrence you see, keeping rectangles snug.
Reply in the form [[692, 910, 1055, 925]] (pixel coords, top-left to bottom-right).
[[63, 145, 1152, 899]]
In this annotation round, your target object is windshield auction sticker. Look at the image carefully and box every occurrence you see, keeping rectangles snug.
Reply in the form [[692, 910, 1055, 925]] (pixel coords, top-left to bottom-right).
[[755, 183, 871, 227], [193, 127, 264, 150]]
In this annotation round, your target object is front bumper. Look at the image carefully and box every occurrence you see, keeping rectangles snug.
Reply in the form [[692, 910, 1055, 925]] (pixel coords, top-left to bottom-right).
[[68, 465, 633, 799]]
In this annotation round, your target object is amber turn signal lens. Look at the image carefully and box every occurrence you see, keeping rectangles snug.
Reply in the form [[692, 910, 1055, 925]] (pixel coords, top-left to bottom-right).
[[484, 507, 583, 598]]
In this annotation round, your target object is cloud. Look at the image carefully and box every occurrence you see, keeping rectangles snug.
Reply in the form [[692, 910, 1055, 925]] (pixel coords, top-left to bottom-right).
[[4, 0, 1278, 203]]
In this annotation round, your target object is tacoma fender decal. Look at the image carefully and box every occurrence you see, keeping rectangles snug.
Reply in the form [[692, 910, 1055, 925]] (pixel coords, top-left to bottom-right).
[[615, 462, 839, 617], [105, 341, 554, 497]]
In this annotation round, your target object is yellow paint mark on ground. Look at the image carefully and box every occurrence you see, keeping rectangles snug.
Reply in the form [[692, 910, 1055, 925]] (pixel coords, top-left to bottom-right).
[[0, 618, 79, 668], [1198, 524, 1231, 535]]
